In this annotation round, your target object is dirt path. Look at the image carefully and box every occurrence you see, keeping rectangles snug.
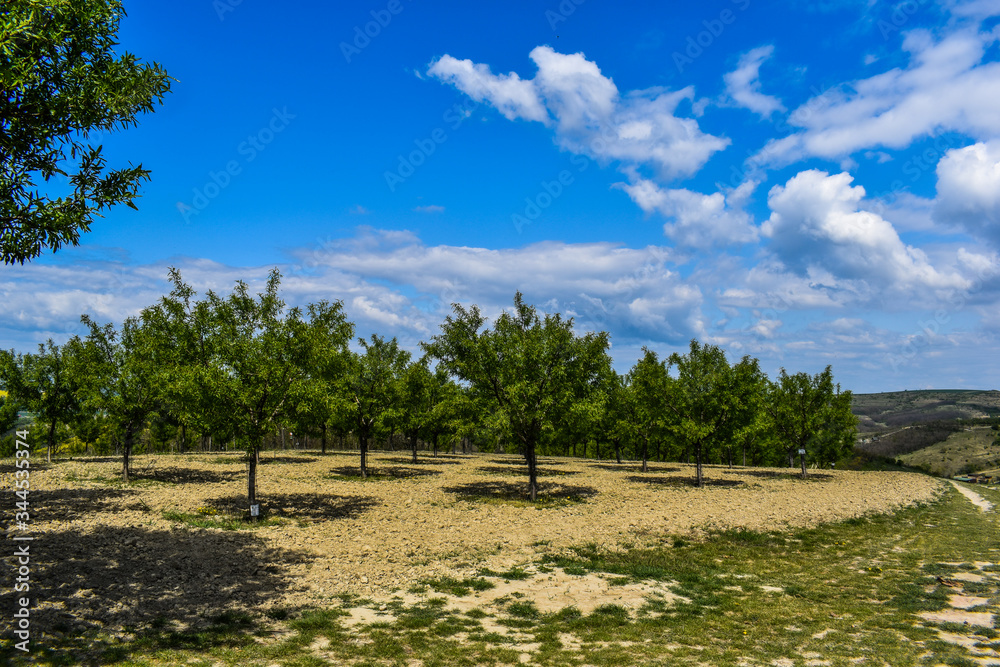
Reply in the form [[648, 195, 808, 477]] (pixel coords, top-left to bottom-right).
[[949, 480, 994, 512]]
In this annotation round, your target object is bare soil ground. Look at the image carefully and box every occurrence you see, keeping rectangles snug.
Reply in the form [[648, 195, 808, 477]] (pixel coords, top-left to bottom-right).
[[1, 451, 942, 637]]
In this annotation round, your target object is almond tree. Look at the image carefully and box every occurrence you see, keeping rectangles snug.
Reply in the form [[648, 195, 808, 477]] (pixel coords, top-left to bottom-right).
[[426, 292, 610, 501], [630, 348, 670, 472], [2, 0, 171, 264], [345, 334, 410, 477], [0, 340, 81, 462], [70, 316, 159, 482], [146, 269, 353, 513], [767, 366, 857, 477], [664, 340, 760, 487]]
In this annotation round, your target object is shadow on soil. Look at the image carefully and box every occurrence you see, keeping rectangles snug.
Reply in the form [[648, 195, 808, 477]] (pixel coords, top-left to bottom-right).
[[722, 470, 836, 481], [591, 463, 681, 473], [133, 466, 243, 485], [627, 475, 745, 488], [204, 492, 381, 520], [327, 465, 442, 479], [258, 455, 318, 465], [29, 488, 139, 523], [442, 479, 599, 502], [488, 457, 567, 466], [476, 465, 580, 477], [384, 456, 465, 465], [0, 525, 312, 666]]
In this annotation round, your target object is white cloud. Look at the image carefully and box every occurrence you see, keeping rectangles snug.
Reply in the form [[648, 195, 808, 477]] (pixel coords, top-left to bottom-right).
[[762, 170, 968, 291], [426, 55, 549, 123], [757, 29, 1000, 164], [428, 46, 729, 180], [722, 45, 786, 118], [413, 205, 445, 213], [615, 176, 759, 248], [934, 140, 1000, 245], [945, 0, 1000, 19]]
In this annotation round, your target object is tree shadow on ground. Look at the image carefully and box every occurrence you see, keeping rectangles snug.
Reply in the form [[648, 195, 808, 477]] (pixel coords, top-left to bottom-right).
[[0, 524, 312, 666], [591, 463, 681, 473], [29, 488, 139, 523], [327, 465, 442, 479], [476, 465, 580, 477], [442, 480, 599, 502], [0, 463, 49, 476], [204, 492, 381, 521], [259, 455, 318, 465], [488, 457, 567, 466], [131, 466, 243, 485], [384, 456, 465, 465], [627, 475, 745, 488], [724, 470, 835, 481]]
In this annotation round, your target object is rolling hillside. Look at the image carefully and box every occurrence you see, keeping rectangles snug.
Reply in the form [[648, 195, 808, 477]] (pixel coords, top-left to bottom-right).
[[852, 389, 1000, 433]]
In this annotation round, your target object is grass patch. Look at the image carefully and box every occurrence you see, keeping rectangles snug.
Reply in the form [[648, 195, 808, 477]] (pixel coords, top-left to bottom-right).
[[478, 566, 531, 580], [421, 576, 496, 597], [161, 510, 287, 530]]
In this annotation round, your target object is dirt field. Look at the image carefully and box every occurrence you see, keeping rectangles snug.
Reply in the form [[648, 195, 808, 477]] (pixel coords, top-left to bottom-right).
[[1, 451, 943, 637]]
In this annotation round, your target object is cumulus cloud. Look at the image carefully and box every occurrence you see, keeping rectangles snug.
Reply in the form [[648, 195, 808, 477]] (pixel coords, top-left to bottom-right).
[[934, 140, 1000, 245], [762, 170, 968, 291], [757, 29, 1000, 164], [425, 55, 549, 122], [616, 176, 759, 248], [428, 46, 729, 180], [722, 46, 786, 118], [298, 230, 705, 341]]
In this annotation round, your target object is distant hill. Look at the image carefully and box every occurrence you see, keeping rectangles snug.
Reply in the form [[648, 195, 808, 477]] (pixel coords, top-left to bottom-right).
[[851, 389, 1000, 433]]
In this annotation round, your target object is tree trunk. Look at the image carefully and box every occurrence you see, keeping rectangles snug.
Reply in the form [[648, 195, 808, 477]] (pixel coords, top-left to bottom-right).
[[572, 441, 577, 458], [248, 446, 258, 520], [695, 442, 703, 488], [321, 424, 327, 455], [387, 429, 394, 452], [742, 444, 746, 467], [728, 447, 733, 469], [432, 432, 438, 456], [410, 432, 418, 464], [800, 448, 808, 479], [179, 424, 187, 453], [47, 419, 56, 464], [788, 449, 794, 468], [641, 436, 649, 473], [614, 438, 622, 464], [526, 444, 538, 502], [360, 434, 368, 478], [122, 431, 132, 483]]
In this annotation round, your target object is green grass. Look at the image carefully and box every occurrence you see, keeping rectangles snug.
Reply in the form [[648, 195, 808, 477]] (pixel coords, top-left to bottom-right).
[[419, 576, 496, 597], [5, 485, 1000, 666], [161, 510, 288, 530], [901, 426, 999, 476]]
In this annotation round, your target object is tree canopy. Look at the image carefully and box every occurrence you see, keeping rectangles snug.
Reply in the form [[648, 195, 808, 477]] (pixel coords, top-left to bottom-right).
[[1, 0, 171, 264], [425, 292, 611, 500]]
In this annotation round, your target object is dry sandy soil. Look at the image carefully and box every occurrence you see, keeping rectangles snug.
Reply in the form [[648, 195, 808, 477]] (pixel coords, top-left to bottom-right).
[[1, 450, 943, 636]]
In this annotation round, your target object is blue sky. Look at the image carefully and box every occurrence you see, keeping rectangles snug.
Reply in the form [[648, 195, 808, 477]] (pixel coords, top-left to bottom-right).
[[5, 0, 1000, 393]]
